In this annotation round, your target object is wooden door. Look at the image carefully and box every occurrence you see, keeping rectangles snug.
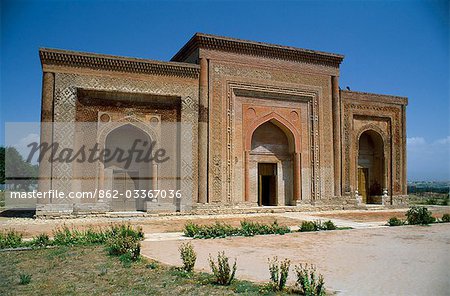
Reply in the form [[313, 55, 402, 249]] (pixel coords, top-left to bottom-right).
[[112, 170, 139, 211], [358, 168, 369, 203]]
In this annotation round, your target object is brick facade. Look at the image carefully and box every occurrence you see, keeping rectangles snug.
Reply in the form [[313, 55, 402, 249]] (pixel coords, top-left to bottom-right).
[[37, 33, 407, 216]]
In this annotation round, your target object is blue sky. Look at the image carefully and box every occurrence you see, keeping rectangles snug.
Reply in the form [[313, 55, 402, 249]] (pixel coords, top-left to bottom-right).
[[1, 0, 449, 181]]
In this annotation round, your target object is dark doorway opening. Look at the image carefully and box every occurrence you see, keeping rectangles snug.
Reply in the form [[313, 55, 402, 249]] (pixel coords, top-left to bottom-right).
[[258, 163, 277, 206]]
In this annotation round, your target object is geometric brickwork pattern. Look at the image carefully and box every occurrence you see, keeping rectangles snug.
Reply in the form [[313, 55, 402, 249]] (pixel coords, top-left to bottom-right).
[[52, 71, 199, 204]]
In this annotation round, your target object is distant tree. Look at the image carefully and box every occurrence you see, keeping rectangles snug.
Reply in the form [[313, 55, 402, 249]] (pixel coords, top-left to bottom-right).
[[0, 147, 4, 185], [4, 146, 38, 190]]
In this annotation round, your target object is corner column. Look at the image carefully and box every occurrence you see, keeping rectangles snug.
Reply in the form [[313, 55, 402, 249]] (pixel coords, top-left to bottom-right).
[[293, 152, 302, 203], [198, 57, 208, 203], [38, 72, 54, 203], [244, 150, 250, 202], [152, 164, 158, 190], [331, 76, 342, 197]]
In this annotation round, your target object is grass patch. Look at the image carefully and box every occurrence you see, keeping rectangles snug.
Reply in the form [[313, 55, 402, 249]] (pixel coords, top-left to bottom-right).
[[0, 245, 284, 295]]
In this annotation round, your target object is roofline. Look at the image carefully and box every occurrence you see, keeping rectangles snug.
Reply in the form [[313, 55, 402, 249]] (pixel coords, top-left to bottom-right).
[[341, 89, 408, 105], [39, 48, 200, 78], [171, 33, 345, 68]]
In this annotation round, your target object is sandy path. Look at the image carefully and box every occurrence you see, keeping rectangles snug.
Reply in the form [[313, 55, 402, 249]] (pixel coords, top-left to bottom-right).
[[142, 223, 450, 296]]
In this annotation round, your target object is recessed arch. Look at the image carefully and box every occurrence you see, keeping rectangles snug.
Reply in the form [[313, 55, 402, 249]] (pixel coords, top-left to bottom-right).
[[357, 129, 385, 204], [103, 123, 154, 212], [245, 112, 300, 153]]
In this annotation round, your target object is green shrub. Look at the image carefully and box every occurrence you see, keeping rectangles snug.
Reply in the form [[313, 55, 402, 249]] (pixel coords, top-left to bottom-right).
[[179, 242, 196, 272], [52, 226, 80, 246], [300, 220, 337, 232], [183, 220, 290, 239], [104, 224, 143, 262], [441, 213, 450, 223], [295, 263, 325, 296], [240, 220, 290, 236], [208, 251, 237, 285], [300, 221, 319, 232], [0, 230, 23, 249], [321, 220, 337, 230], [184, 222, 201, 237], [268, 220, 291, 235], [109, 224, 144, 240], [387, 217, 404, 226], [406, 206, 435, 225], [106, 234, 141, 261], [31, 233, 51, 248], [268, 256, 290, 291], [19, 273, 31, 285]]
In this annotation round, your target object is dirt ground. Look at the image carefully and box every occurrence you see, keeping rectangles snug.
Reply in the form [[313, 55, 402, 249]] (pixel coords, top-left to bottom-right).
[[315, 206, 449, 222], [142, 223, 450, 296], [0, 213, 300, 238], [1, 206, 449, 237]]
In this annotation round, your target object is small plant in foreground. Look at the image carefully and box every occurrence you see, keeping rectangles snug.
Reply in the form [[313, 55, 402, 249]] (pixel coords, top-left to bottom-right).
[[19, 273, 31, 285], [268, 256, 290, 291], [0, 229, 23, 249], [441, 213, 450, 223], [208, 251, 237, 285], [146, 262, 159, 269], [295, 263, 325, 296], [405, 206, 435, 225], [387, 217, 404, 226], [179, 242, 197, 272]]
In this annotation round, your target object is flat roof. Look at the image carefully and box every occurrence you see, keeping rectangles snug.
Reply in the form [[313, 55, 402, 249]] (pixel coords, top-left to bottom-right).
[[172, 32, 344, 68], [39, 48, 200, 78]]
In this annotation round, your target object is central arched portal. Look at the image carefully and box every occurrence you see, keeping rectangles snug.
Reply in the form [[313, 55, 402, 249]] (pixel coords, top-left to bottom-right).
[[104, 124, 153, 211], [250, 120, 295, 206], [358, 130, 385, 204]]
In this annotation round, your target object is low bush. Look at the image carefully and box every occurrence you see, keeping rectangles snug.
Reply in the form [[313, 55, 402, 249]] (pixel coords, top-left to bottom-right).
[[268, 256, 290, 291], [179, 242, 197, 272], [387, 217, 404, 226], [106, 231, 141, 261], [321, 220, 337, 231], [0, 230, 23, 249], [31, 233, 51, 248], [52, 226, 83, 246], [441, 213, 450, 223], [240, 220, 290, 236], [405, 206, 435, 225], [299, 220, 337, 232], [208, 251, 237, 285], [295, 263, 326, 296], [184, 220, 290, 239], [299, 221, 318, 232]]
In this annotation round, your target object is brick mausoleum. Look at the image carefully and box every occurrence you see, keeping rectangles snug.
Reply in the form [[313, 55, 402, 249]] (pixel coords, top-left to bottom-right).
[[37, 33, 408, 217]]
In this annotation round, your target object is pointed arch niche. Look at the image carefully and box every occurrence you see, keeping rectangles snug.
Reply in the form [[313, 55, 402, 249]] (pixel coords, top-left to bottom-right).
[[244, 112, 302, 206]]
